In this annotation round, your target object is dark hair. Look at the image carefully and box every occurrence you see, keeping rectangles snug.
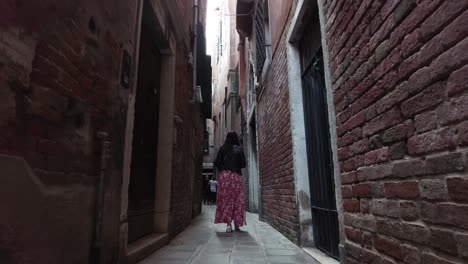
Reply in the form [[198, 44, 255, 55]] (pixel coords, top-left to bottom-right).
[[223, 131, 240, 152]]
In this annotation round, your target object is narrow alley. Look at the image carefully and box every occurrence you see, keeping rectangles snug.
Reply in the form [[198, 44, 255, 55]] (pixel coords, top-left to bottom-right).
[[1, 0, 468, 264], [139, 205, 319, 264]]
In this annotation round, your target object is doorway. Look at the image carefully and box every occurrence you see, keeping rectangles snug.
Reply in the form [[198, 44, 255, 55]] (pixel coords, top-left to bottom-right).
[[127, 21, 161, 243], [249, 115, 260, 213], [299, 9, 339, 259]]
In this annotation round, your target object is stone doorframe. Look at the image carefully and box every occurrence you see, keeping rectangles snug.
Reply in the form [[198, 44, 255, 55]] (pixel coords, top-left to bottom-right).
[[286, 0, 345, 262], [247, 107, 261, 214], [119, 0, 177, 261]]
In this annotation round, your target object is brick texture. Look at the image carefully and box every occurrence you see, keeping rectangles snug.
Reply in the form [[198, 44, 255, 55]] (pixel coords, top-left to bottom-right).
[[256, 1, 299, 243], [170, 43, 205, 237], [326, 0, 468, 263], [0, 0, 205, 263], [0, 1, 135, 263]]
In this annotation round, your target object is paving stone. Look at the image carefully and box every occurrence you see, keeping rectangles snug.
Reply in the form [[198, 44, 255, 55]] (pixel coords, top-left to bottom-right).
[[232, 245, 262, 252], [192, 252, 230, 264], [203, 248, 232, 254], [266, 255, 314, 264], [230, 260, 267, 264], [235, 241, 260, 246], [264, 249, 297, 256], [147, 261, 186, 264]]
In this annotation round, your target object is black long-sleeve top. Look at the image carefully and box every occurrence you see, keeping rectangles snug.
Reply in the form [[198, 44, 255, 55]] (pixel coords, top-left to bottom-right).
[[213, 144, 246, 175]]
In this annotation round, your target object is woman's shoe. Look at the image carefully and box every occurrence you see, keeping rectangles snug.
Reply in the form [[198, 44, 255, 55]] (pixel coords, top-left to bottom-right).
[[234, 224, 240, 231], [226, 224, 232, 232]]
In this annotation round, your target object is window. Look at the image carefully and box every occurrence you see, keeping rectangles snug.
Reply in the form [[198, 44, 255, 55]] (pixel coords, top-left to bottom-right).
[[217, 20, 223, 64], [232, 66, 241, 112], [248, 67, 255, 110], [263, 0, 272, 60], [224, 87, 227, 128], [204, 130, 209, 154], [254, 0, 265, 76]]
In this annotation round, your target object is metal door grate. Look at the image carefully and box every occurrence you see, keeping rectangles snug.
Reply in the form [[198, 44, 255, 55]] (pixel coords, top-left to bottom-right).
[[299, 13, 340, 259]]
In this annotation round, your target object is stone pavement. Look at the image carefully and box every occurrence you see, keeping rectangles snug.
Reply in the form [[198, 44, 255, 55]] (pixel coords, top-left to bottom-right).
[[139, 205, 320, 264]]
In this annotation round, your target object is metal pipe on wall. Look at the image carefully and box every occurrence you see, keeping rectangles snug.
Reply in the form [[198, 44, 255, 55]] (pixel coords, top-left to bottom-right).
[[90, 131, 110, 264], [193, 0, 199, 97]]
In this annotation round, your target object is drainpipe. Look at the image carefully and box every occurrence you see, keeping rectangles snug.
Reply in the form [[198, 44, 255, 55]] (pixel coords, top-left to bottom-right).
[[90, 131, 110, 264], [193, 0, 199, 99]]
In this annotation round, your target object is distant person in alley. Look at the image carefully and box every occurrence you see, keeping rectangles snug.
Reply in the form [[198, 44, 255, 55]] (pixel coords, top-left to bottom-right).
[[213, 131, 247, 232], [208, 176, 218, 204], [203, 176, 210, 205]]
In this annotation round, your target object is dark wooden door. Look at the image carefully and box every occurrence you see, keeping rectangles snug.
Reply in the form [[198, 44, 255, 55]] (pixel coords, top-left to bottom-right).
[[128, 23, 161, 243], [300, 13, 339, 259]]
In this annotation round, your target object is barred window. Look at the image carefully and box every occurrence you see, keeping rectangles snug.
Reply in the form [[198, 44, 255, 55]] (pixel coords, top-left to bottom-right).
[[234, 67, 241, 112], [254, 0, 266, 77]]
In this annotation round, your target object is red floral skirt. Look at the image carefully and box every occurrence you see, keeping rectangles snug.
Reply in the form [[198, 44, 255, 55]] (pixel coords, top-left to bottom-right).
[[214, 170, 246, 226]]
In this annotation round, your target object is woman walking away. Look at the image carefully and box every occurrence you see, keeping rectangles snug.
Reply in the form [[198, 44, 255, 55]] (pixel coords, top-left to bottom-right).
[[213, 131, 246, 232]]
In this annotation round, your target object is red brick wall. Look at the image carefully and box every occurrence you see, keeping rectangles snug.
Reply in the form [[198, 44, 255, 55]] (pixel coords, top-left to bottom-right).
[[169, 0, 206, 237], [256, 1, 299, 243], [0, 0, 207, 262], [324, 0, 468, 262], [0, 1, 135, 263], [170, 42, 205, 237]]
